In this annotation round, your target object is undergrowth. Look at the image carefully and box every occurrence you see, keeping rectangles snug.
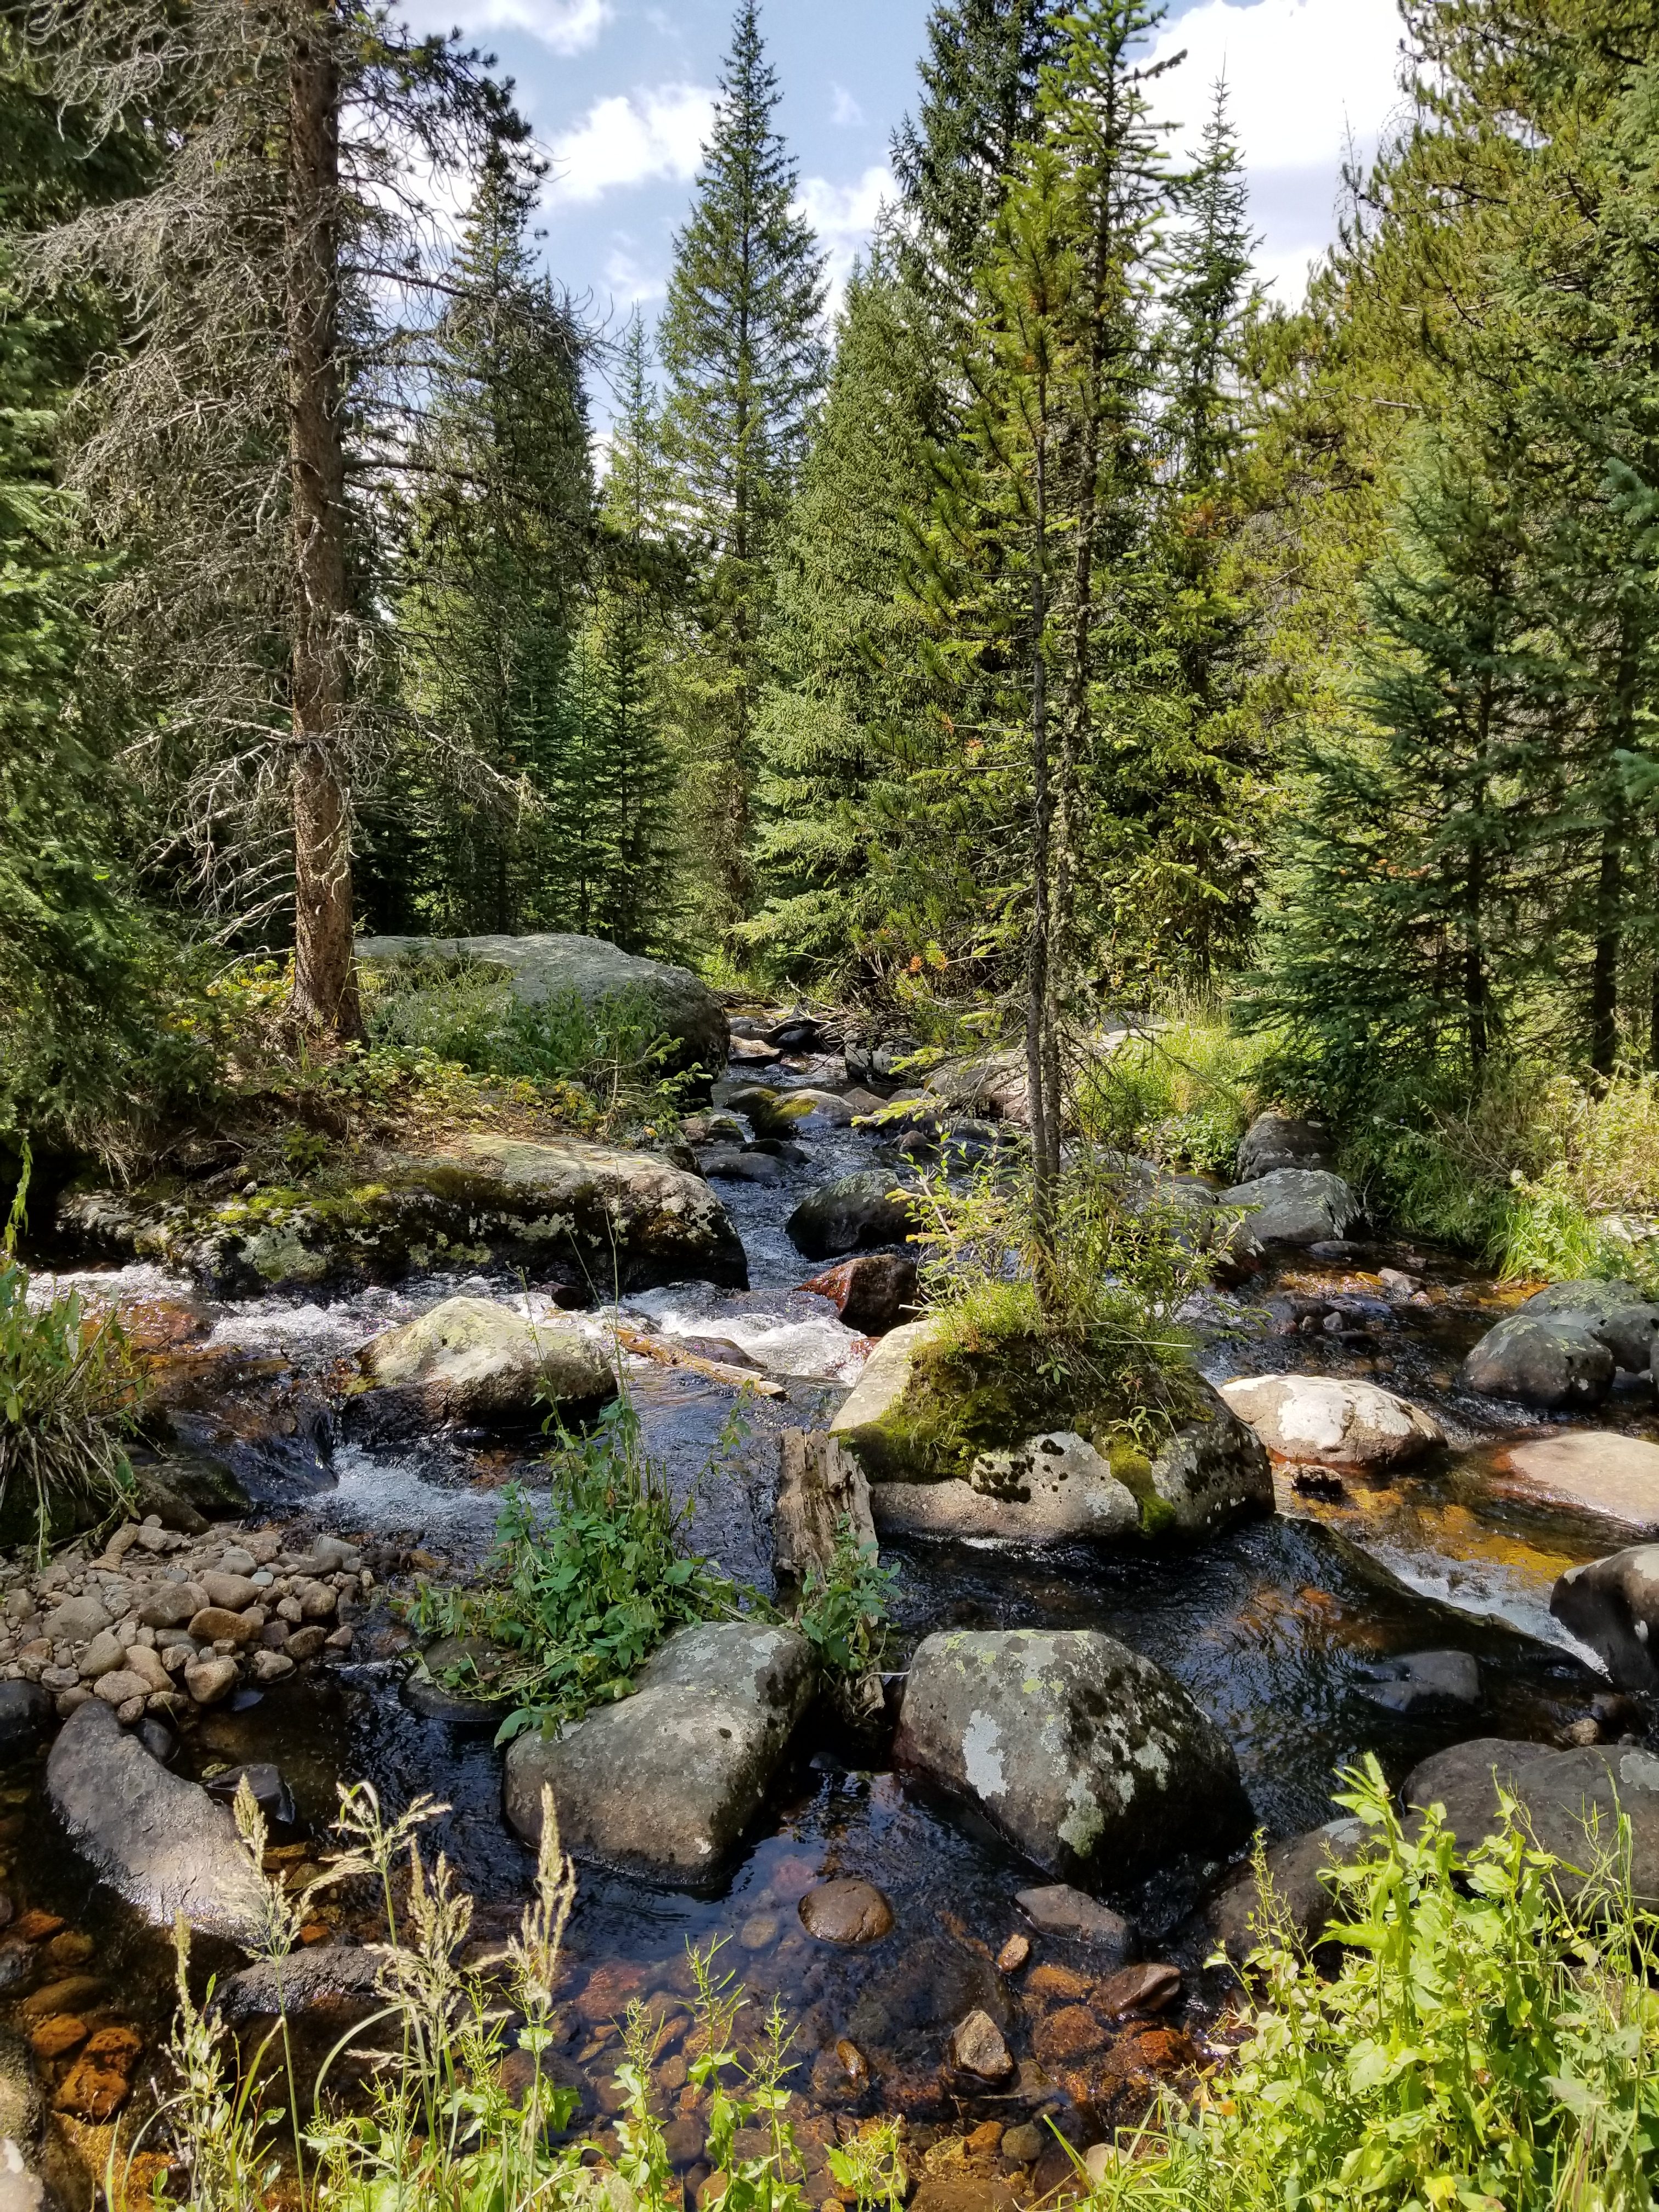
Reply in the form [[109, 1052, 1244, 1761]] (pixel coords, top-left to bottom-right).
[[1075, 1002, 1267, 1178], [0, 1163, 139, 1553], [1100, 1753, 1659, 2211]]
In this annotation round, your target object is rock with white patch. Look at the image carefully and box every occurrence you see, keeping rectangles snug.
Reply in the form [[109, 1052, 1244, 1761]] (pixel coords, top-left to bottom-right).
[[872, 1432, 1138, 1546], [1218, 1168, 1362, 1248], [1218, 1375, 1443, 1471], [892, 1628, 1250, 1885], [1551, 1544, 1659, 1691], [348, 1296, 614, 1435]]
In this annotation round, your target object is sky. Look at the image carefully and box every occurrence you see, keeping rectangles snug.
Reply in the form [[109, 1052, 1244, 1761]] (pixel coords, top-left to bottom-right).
[[399, 0, 1413, 409]]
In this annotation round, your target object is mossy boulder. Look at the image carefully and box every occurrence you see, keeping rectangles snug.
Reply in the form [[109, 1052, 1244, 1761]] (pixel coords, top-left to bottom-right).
[[345, 1296, 614, 1439], [354, 930, 729, 1079], [58, 1133, 747, 1297], [831, 1318, 1271, 1541]]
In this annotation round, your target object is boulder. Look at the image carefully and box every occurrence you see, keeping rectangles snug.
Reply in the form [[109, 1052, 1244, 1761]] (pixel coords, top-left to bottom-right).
[[353, 932, 728, 1079], [893, 1628, 1251, 1884], [827, 1316, 946, 1480], [1461, 1314, 1615, 1410], [1013, 1884, 1132, 1960], [44, 1699, 269, 1943], [1219, 1375, 1443, 1470], [1236, 1113, 1330, 1181], [60, 1132, 747, 1297], [349, 1297, 613, 1435], [1522, 1280, 1659, 1373], [1551, 1544, 1659, 1690], [1207, 1816, 1366, 1960], [698, 1148, 785, 1184], [872, 1432, 1138, 1547], [1133, 1386, 1274, 1537], [740, 1088, 856, 1137], [1219, 1169, 1362, 1248], [923, 1049, 1030, 1125], [787, 1172, 919, 1261], [799, 1254, 919, 1335], [1498, 1431, 1659, 1531], [0, 1685, 52, 1763], [1402, 1736, 1659, 1904], [503, 1622, 814, 1882]]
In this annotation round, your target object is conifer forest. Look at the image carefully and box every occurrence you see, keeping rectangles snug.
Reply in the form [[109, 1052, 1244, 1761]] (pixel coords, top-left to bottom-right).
[[13, 4, 1659, 2209]]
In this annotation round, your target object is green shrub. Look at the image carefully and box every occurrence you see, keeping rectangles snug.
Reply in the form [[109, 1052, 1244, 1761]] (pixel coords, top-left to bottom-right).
[[0, 1247, 139, 1553], [1096, 1754, 1659, 2211], [411, 1392, 753, 1745], [1075, 1004, 1266, 1178], [794, 1515, 898, 1679]]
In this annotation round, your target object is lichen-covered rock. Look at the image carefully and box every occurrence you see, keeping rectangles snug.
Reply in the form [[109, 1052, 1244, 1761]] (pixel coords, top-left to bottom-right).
[[1220, 1374, 1443, 1470], [348, 1297, 613, 1436], [1522, 1280, 1659, 1372], [60, 1132, 747, 1296], [872, 1431, 1138, 1546], [1552, 1543, 1659, 1689], [1218, 1168, 1362, 1248], [786, 1171, 920, 1261], [45, 1699, 269, 1943], [502, 1622, 813, 1883], [893, 1628, 1250, 1884], [923, 1049, 1030, 1125], [1132, 1386, 1274, 1537], [354, 932, 728, 1078], [1235, 1114, 1329, 1181], [1462, 1313, 1616, 1410]]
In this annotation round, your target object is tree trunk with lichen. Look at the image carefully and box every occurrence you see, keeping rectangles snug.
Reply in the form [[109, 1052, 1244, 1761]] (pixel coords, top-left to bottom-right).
[[286, 0, 362, 1040]]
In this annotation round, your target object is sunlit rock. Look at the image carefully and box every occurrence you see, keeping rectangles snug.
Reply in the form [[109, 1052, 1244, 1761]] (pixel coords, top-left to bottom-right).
[[1220, 1374, 1443, 1470]]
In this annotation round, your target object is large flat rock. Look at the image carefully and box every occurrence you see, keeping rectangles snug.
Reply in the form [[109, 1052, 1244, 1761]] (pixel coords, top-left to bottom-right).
[[1497, 1431, 1659, 1533], [354, 932, 728, 1077], [46, 1699, 269, 1943], [503, 1622, 813, 1883], [1220, 1374, 1443, 1470], [893, 1628, 1250, 1884]]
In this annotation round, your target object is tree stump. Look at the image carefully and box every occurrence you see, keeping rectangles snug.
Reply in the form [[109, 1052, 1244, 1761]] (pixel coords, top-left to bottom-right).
[[773, 1429, 876, 1594]]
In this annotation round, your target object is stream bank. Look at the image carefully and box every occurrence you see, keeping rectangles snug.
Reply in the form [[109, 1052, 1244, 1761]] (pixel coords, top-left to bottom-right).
[[3, 1008, 1655, 2205]]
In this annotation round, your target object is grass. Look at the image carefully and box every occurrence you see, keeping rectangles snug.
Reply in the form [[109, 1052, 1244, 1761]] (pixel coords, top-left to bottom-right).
[[117, 1771, 908, 2212], [1074, 1001, 1269, 1180], [1098, 1754, 1659, 2211]]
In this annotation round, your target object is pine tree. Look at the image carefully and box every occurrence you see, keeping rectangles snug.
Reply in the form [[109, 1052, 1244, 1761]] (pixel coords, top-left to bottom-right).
[[659, 0, 828, 943], [743, 239, 945, 983], [392, 148, 594, 934], [891, 0, 1068, 306]]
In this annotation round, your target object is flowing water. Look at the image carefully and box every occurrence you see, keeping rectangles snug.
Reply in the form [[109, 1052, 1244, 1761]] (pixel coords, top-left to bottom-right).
[[8, 1039, 1657, 2168]]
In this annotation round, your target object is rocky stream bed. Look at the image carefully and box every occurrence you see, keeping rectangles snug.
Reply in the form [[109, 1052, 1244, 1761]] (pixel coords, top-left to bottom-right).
[[7, 994, 1659, 2209]]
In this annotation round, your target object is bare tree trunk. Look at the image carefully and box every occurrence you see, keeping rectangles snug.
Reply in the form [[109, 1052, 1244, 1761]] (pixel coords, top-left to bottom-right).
[[287, 0, 363, 1040]]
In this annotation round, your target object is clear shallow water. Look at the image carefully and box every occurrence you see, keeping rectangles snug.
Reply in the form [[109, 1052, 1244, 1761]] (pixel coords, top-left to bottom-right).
[[10, 1053, 1657, 2145]]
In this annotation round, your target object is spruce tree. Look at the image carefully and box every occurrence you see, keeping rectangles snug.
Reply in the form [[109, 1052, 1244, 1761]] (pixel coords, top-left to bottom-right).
[[393, 148, 594, 934], [659, 0, 827, 943]]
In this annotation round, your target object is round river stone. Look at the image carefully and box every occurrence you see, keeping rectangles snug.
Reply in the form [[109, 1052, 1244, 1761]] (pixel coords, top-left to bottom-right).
[[798, 1878, 894, 1945]]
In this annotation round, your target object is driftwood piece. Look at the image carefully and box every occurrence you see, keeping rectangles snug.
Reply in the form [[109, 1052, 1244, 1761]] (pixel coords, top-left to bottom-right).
[[774, 1428, 876, 1592], [611, 1323, 786, 1398]]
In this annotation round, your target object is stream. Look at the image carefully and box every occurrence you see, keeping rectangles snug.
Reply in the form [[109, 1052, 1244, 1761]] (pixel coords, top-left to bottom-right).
[[7, 1028, 1656, 2181]]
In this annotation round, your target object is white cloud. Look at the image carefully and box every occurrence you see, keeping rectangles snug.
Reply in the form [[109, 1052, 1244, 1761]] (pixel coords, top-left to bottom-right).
[[603, 243, 667, 307], [546, 83, 715, 207], [796, 163, 894, 301], [1152, 0, 1406, 170], [831, 83, 864, 128], [407, 0, 611, 53]]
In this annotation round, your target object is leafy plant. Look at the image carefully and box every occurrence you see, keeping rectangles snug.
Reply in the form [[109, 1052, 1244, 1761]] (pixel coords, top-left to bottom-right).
[[684, 1944, 814, 2212], [0, 1165, 140, 1553], [422, 1392, 753, 1745], [1095, 1754, 1659, 2212], [794, 1515, 897, 1678]]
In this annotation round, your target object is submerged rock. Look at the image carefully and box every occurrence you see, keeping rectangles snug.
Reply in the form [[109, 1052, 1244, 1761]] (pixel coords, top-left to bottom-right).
[[1359, 1649, 1481, 1716], [1013, 1884, 1132, 1959], [61, 1132, 748, 1296], [798, 1879, 894, 1945], [502, 1622, 813, 1882], [1236, 1113, 1330, 1181], [1461, 1313, 1615, 1410], [1403, 1736, 1659, 1904], [216, 1945, 383, 2022], [786, 1171, 920, 1261], [353, 932, 729, 1079], [45, 1700, 269, 1943], [348, 1297, 613, 1435], [1218, 1167, 1362, 1248], [0, 1685, 51, 1763], [893, 1627, 1250, 1885], [1499, 1431, 1659, 1529], [1219, 1374, 1443, 1470], [1552, 1543, 1659, 1690]]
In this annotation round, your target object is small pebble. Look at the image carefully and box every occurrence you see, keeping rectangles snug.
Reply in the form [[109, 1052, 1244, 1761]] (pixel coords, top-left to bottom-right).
[[737, 1912, 779, 1952], [996, 1932, 1030, 1973], [1000, 2124, 1043, 2165]]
